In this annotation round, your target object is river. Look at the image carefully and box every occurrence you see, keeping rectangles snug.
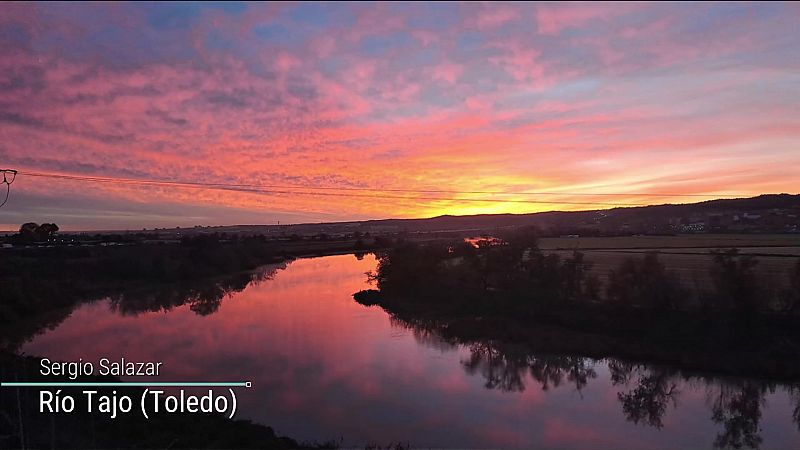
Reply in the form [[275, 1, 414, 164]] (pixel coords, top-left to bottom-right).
[[22, 254, 800, 449]]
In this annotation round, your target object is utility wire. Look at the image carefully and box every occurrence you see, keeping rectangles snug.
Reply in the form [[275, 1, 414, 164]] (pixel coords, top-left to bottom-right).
[[18, 170, 743, 198], [19, 171, 636, 207], [15, 170, 747, 208]]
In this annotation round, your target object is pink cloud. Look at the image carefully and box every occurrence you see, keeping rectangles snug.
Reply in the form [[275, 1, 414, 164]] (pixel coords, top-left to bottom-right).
[[472, 4, 520, 30], [535, 3, 620, 35], [431, 61, 463, 83]]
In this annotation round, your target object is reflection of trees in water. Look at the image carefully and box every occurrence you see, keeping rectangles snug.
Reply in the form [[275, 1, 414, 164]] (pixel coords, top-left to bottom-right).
[[530, 355, 597, 392], [3, 262, 290, 351], [707, 381, 771, 449], [611, 364, 776, 448], [389, 315, 800, 449], [388, 317, 458, 353], [1, 307, 75, 352], [390, 316, 600, 393], [790, 386, 800, 432], [461, 342, 598, 393], [462, 342, 529, 392], [108, 262, 287, 316], [609, 362, 680, 428]]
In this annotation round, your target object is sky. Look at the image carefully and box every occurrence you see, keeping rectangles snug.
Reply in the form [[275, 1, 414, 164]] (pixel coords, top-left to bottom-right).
[[0, 1, 799, 230]]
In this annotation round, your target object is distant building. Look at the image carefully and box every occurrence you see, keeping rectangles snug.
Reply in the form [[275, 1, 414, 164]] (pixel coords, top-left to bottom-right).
[[680, 222, 705, 233]]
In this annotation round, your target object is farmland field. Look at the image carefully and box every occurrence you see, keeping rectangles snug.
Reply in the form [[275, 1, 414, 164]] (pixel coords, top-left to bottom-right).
[[539, 234, 800, 290]]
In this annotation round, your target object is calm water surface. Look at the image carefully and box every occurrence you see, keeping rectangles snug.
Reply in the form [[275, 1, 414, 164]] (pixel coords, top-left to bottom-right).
[[22, 254, 800, 449]]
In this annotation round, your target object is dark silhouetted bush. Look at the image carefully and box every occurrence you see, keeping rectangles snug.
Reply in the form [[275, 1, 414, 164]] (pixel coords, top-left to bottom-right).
[[606, 252, 684, 310], [710, 249, 760, 314]]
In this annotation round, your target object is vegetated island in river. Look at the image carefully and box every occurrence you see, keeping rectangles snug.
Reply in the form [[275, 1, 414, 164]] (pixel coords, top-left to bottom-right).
[[354, 228, 800, 380]]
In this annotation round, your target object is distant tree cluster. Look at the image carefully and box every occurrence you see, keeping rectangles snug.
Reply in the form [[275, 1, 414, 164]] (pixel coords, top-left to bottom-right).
[[16, 222, 59, 242], [368, 231, 800, 319]]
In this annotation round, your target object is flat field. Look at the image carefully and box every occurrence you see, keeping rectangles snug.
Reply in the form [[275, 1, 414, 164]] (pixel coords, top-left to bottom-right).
[[539, 234, 800, 290]]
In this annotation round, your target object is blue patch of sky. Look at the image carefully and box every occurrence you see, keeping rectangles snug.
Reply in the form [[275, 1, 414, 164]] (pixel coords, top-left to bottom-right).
[[140, 2, 246, 29], [406, 2, 460, 29], [386, 47, 439, 72], [142, 3, 202, 29], [288, 2, 332, 27], [549, 78, 600, 98], [201, 2, 248, 14], [205, 29, 237, 52], [253, 23, 298, 45], [456, 64, 513, 95], [33, 23, 192, 68], [457, 32, 485, 51], [253, 3, 352, 49], [418, 84, 460, 109], [33, 3, 255, 66], [496, 78, 602, 111], [0, 22, 31, 47], [558, 22, 605, 40], [318, 57, 347, 78], [273, 2, 356, 33], [360, 32, 415, 57], [678, 2, 780, 37]]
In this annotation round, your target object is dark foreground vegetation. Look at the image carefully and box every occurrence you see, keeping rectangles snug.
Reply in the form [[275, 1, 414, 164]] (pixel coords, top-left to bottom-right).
[[355, 228, 800, 379]]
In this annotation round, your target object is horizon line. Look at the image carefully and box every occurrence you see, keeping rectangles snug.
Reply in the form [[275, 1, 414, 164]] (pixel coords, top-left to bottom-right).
[[1, 192, 796, 234]]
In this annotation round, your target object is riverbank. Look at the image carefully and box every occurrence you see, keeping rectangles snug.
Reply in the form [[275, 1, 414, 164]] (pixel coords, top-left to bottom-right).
[[358, 294, 800, 380]]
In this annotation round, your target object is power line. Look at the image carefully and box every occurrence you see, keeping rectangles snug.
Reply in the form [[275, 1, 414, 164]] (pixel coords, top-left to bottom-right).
[[18, 170, 744, 198], [19, 171, 641, 207], [15, 170, 746, 208]]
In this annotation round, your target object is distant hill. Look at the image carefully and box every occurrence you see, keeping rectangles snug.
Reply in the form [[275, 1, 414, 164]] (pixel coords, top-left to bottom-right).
[[85, 194, 800, 237], [351, 193, 800, 235]]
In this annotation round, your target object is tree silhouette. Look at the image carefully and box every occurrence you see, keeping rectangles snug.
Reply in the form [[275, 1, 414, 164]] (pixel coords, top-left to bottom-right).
[[37, 223, 59, 238], [606, 252, 683, 309], [709, 382, 767, 449], [710, 249, 760, 314], [16, 222, 59, 242], [787, 260, 800, 312], [617, 369, 680, 428], [19, 222, 38, 235]]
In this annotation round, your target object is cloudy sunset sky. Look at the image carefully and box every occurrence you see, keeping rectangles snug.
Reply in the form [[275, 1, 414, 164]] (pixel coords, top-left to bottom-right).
[[1, 1, 799, 230]]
